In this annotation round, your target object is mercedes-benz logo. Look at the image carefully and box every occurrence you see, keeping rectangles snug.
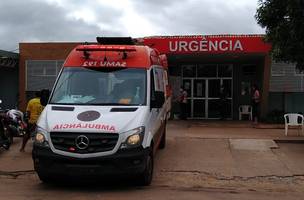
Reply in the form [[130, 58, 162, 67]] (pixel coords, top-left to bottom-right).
[[77, 111, 101, 122], [75, 135, 90, 150]]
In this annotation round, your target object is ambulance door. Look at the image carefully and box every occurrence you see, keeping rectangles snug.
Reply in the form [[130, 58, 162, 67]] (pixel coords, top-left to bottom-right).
[[150, 66, 165, 150]]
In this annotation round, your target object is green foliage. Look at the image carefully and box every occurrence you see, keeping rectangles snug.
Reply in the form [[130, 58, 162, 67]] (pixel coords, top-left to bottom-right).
[[255, 0, 304, 71]]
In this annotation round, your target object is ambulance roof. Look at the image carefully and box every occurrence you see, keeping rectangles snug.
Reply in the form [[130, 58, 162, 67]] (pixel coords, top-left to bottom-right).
[[63, 44, 164, 69]]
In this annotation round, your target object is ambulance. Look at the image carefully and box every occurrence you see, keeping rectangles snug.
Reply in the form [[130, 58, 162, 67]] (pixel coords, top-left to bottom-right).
[[32, 37, 171, 185]]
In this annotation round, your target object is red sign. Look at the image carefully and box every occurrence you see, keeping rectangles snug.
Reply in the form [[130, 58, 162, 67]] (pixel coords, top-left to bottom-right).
[[82, 60, 127, 67], [143, 35, 271, 54]]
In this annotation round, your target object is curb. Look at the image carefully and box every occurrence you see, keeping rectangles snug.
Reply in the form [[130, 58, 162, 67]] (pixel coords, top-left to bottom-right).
[[274, 139, 304, 144]]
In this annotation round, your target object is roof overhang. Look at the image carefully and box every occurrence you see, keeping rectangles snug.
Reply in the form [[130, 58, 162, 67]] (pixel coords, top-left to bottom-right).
[[0, 50, 19, 68]]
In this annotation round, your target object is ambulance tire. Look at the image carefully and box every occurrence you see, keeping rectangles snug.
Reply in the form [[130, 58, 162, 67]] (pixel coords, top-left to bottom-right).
[[137, 152, 154, 186], [159, 123, 166, 149], [2, 142, 10, 150], [37, 172, 54, 184], [4, 128, 13, 144]]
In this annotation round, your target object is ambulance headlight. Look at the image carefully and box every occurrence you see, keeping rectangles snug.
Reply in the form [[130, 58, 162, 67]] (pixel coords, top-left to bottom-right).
[[34, 128, 49, 147], [120, 126, 145, 149], [127, 134, 141, 145], [35, 133, 45, 143]]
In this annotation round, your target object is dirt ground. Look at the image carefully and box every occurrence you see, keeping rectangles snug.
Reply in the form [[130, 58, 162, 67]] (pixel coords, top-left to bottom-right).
[[0, 120, 304, 200]]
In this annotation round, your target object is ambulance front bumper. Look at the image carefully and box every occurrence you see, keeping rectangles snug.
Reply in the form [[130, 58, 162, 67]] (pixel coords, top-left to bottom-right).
[[32, 145, 150, 178]]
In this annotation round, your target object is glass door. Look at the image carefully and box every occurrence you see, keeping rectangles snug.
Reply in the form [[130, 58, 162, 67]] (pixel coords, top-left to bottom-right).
[[182, 64, 233, 119], [207, 79, 221, 118], [206, 79, 232, 119], [193, 79, 206, 118], [222, 79, 232, 119], [182, 79, 192, 118]]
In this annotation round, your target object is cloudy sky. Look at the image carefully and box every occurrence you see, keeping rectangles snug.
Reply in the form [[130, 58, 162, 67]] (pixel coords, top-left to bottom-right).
[[0, 0, 264, 52]]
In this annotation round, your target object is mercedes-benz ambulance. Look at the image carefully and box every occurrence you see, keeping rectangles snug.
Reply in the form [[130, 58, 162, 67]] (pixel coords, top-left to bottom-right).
[[32, 37, 171, 185]]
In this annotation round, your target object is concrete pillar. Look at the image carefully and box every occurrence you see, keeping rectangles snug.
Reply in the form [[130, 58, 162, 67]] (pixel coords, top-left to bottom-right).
[[261, 54, 271, 119]]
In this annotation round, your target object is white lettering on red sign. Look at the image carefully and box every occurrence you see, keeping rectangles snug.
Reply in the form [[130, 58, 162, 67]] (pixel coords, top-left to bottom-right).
[[169, 39, 243, 52], [83, 61, 127, 67], [53, 123, 116, 132]]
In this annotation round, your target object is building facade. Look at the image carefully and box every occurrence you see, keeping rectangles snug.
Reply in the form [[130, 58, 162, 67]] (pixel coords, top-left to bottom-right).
[[17, 35, 303, 120], [0, 50, 19, 109], [143, 35, 271, 119], [268, 62, 304, 119]]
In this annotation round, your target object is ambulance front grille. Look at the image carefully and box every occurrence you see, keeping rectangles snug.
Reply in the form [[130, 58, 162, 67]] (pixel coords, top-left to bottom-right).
[[50, 132, 119, 154]]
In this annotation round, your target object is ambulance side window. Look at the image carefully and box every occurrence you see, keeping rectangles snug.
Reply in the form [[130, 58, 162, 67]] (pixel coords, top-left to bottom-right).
[[150, 69, 156, 102], [150, 68, 165, 108]]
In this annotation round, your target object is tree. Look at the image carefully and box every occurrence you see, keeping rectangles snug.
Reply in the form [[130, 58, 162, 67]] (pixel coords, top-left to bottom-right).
[[255, 0, 304, 71]]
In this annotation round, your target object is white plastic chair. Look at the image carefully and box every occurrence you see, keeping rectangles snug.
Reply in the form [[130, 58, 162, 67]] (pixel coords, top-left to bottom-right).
[[239, 105, 252, 120], [284, 113, 304, 136]]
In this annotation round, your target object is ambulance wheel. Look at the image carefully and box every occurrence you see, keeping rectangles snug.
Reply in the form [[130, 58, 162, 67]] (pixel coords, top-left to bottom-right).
[[159, 124, 166, 149], [2, 141, 10, 150], [137, 153, 154, 186], [37, 172, 53, 184], [3, 129, 13, 144]]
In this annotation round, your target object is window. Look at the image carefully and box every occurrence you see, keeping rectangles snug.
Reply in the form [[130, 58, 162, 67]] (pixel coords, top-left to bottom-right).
[[295, 67, 304, 76], [197, 64, 217, 77], [182, 64, 232, 78], [218, 64, 232, 77], [26, 60, 64, 91], [27, 60, 58, 76], [271, 62, 286, 77], [182, 65, 196, 77]]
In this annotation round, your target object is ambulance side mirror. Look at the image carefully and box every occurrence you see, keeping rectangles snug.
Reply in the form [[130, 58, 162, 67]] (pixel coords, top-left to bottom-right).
[[151, 91, 165, 109], [40, 89, 50, 106]]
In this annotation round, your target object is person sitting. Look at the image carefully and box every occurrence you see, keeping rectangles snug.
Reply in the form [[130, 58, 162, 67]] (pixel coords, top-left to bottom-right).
[[111, 81, 136, 104]]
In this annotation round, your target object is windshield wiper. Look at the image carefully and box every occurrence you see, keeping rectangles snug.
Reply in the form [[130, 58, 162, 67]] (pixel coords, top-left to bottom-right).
[[50, 103, 83, 105], [51, 102, 142, 106], [88, 103, 136, 106]]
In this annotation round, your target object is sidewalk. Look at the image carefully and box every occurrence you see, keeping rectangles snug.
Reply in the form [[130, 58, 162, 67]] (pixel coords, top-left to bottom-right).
[[168, 120, 304, 141], [155, 120, 304, 190]]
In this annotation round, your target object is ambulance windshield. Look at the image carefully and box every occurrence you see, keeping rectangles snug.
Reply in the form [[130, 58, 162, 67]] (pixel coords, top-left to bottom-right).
[[50, 67, 147, 106]]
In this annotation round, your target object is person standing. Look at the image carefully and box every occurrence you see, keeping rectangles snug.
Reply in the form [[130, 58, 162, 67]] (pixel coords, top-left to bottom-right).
[[179, 87, 188, 120], [20, 91, 44, 152], [219, 85, 228, 120], [252, 84, 261, 124]]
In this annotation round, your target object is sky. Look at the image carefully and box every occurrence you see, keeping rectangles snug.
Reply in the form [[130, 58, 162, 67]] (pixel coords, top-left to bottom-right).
[[0, 0, 264, 52]]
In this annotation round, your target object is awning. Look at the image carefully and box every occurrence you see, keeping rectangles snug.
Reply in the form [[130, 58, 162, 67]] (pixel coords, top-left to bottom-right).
[[0, 49, 19, 68]]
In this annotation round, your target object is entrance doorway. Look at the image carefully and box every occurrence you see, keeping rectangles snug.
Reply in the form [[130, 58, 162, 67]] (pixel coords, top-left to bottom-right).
[[182, 64, 233, 119]]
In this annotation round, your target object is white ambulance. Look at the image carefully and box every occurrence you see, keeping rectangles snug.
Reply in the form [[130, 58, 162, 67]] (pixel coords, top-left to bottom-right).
[[32, 37, 171, 185]]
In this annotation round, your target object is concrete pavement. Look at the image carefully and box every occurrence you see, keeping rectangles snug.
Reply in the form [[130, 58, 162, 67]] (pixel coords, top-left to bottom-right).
[[0, 138, 33, 173]]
